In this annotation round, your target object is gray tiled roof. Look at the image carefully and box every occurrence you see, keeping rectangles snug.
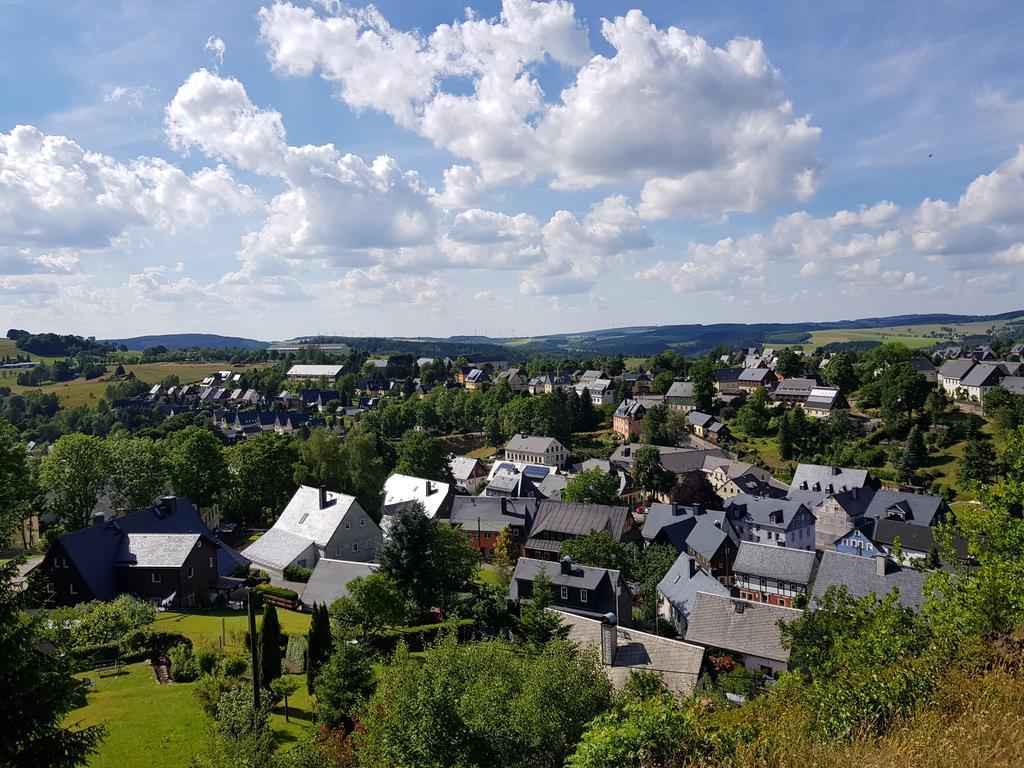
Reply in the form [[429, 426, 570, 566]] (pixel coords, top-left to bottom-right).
[[960, 362, 1004, 388], [790, 463, 870, 493], [686, 411, 716, 428], [738, 368, 773, 383], [732, 541, 817, 583], [505, 434, 562, 454], [811, 550, 927, 610], [726, 494, 811, 530], [300, 558, 378, 608], [557, 610, 704, 697], [1001, 376, 1024, 395], [509, 557, 616, 598], [862, 490, 944, 527], [614, 399, 647, 419], [449, 456, 483, 482], [657, 554, 730, 622], [938, 359, 976, 381], [804, 387, 842, 410], [685, 592, 800, 663], [773, 378, 817, 397], [450, 496, 533, 532], [665, 381, 694, 399], [241, 528, 316, 572], [115, 533, 203, 568], [530, 500, 631, 541]]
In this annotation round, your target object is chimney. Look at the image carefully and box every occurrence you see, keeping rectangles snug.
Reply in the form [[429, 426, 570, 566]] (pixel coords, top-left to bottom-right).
[[500, 497, 507, 515], [875, 553, 887, 576], [426, 480, 435, 496], [693, 504, 703, 517], [319, 485, 328, 510], [734, 601, 745, 614], [560, 555, 572, 575], [689, 558, 699, 578], [623, 446, 631, 457], [600, 613, 618, 666], [157, 496, 176, 516]]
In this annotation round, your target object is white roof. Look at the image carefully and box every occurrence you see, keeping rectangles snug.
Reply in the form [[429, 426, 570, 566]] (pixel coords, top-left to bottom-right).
[[264, 485, 362, 547], [287, 364, 344, 377], [241, 528, 315, 571], [382, 473, 452, 519], [449, 456, 482, 481]]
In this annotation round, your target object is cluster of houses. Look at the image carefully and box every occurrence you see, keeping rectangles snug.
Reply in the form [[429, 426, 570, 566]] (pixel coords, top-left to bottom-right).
[[937, 357, 1024, 402]]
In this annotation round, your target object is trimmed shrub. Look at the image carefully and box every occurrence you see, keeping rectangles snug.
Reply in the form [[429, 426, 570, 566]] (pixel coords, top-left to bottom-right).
[[283, 565, 313, 583], [255, 583, 299, 601], [286, 635, 308, 673], [222, 654, 249, 678], [196, 648, 220, 676], [169, 643, 199, 682]]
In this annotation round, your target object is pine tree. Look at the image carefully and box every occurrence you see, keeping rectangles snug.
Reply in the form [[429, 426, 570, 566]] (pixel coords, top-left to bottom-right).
[[306, 603, 333, 695], [898, 425, 927, 482], [258, 603, 282, 689], [778, 415, 794, 461], [0, 560, 104, 767]]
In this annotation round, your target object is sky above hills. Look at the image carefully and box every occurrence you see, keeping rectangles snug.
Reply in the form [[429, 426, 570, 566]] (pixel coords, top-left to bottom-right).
[[2, 0, 1023, 340]]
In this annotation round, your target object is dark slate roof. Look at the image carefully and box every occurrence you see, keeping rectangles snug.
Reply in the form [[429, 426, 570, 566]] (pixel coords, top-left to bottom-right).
[[55, 498, 243, 600], [862, 490, 945, 526], [449, 496, 534, 533], [530, 500, 631, 541], [732, 541, 817, 584], [773, 378, 817, 397], [726, 494, 811, 530], [715, 368, 742, 382], [507, 557, 618, 601], [938, 358, 976, 381], [660, 449, 727, 475], [1001, 376, 1024, 395], [960, 362, 1004, 388], [790, 463, 870, 493], [684, 592, 800, 663], [868, 518, 970, 558], [909, 358, 936, 374], [738, 368, 774, 383], [811, 550, 928, 611], [300, 558, 378, 608], [686, 411, 716, 428], [614, 399, 646, 419]]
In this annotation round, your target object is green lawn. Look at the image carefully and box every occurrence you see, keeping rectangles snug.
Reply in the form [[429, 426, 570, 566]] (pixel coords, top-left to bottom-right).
[[71, 663, 206, 768], [70, 662, 315, 768], [475, 566, 505, 587], [150, 609, 311, 651]]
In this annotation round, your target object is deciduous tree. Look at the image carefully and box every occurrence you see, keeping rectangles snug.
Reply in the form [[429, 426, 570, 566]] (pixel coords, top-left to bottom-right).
[[39, 433, 110, 530], [561, 468, 621, 505], [160, 425, 227, 509], [329, 572, 404, 638]]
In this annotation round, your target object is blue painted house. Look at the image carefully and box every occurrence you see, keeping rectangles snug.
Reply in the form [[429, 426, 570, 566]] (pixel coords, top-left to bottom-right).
[[833, 526, 878, 557]]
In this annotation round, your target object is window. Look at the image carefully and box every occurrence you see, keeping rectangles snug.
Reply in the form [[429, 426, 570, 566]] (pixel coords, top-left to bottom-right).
[[209, 556, 214, 568], [759, 577, 766, 589], [69, 583, 77, 595], [152, 573, 162, 584], [344, 521, 351, 529], [360, 518, 365, 526], [187, 567, 194, 579], [580, 589, 588, 603], [352, 542, 359, 553], [560, 586, 568, 599]]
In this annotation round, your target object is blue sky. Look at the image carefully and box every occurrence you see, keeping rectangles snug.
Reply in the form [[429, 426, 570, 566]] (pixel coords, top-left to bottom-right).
[[1, 0, 1023, 341]]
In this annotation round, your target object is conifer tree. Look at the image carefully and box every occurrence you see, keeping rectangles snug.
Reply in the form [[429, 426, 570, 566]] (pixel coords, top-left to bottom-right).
[[306, 603, 333, 695], [258, 603, 282, 689]]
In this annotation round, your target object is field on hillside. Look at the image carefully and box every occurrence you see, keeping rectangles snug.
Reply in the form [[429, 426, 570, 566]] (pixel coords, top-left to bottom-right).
[[791, 314, 1024, 352], [1, 362, 265, 408]]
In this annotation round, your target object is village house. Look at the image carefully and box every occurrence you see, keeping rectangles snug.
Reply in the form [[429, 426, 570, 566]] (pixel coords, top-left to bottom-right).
[[725, 495, 816, 550], [504, 434, 569, 467], [657, 553, 731, 634], [299, 559, 378, 610], [575, 378, 615, 405], [909, 358, 938, 383], [665, 381, 697, 413], [242, 486, 381, 577], [612, 399, 646, 440], [938, 358, 977, 397], [558, 610, 705, 697], [495, 367, 529, 392], [641, 503, 740, 585], [861, 489, 948, 527], [38, 497, 243, 608], [463, 368, 492, 390], [812, 550, 927, 611], [619, 371, 654, 395], [449, 456, 489, 494], [703, 457, 785, 500], [524, 500, 639, 560], [286, 364, 344, 382], [685, 592, 800, 677], [508, 556, 632, 626], [958, 362, 1007, 402], [731, 541, 817, 607], [448, 496, 534, 559], [737, 367, 777, 393], [771, 378, 817, 406], [686, 411, 730, 441], [382, 474, 454, 521], [802, 386, 847, 417]]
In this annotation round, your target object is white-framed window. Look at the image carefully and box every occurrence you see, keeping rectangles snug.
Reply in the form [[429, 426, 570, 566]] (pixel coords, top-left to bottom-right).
[[344, 521, 351, 529], [187, 567, 194, 579], [352, 542, 359, 553], [580, 589, 588, 603], [69, 583, 78, 595], [360, 518, 365, 526], [152, 573, 162, 583], [560, 586, 568, 599], [208, 556, 214, 568]]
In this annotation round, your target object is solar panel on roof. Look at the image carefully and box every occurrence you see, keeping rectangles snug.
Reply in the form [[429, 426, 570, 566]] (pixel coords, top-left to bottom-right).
[[523, 466, 551, 479]]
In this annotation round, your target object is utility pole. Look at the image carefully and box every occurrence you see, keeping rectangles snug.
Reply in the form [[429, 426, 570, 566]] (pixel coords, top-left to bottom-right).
[[247, 589, 260, 710]]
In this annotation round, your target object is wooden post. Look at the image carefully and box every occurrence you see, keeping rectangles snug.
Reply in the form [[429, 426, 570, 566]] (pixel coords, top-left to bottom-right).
[[247, 590, 260, 710]]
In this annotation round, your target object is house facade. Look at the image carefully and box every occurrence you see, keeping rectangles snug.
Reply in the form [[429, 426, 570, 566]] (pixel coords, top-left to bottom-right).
[[504, 435, 569, 467], [731, 541, 816, 608], [725, 495, 816, 550], [612, 399, 646, 440], [508, 556, 632, 626]]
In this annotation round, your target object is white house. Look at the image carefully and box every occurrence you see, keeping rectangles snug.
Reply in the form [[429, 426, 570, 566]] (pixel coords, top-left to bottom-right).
[[241, 486, 381, 576], [504, 435, 569, 467]]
